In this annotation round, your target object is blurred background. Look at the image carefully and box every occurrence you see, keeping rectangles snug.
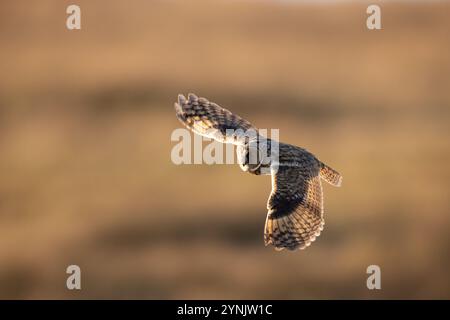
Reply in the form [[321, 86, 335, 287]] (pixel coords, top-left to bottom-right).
[[0, 0, 449, 299]]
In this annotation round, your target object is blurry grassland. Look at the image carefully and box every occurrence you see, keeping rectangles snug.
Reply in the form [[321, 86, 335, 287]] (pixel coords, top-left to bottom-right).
[[0, 0, 449, 299]]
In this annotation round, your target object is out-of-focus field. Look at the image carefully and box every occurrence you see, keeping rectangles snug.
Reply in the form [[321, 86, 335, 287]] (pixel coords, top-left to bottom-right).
[[0, 0, 449, 299]]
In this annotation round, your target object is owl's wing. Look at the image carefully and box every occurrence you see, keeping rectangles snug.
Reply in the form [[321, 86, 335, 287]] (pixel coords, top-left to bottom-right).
[[264, 161, 324, 251], [174, 93, 256, 145]]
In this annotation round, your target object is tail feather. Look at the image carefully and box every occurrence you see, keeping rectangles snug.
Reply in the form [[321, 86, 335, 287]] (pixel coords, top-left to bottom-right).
[[320, 162, 342, 187]]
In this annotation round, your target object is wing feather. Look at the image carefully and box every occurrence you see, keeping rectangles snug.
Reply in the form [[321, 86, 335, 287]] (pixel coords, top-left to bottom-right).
[[175, 93, 256, 145], [264, 149, 325, 251]]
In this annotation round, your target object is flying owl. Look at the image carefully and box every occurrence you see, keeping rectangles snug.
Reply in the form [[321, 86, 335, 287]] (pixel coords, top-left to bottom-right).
[[174, 93, 342, 251]]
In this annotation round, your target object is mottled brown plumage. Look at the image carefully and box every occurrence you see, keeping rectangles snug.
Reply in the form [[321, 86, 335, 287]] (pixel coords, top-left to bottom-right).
[[174, 93, 342, 251]]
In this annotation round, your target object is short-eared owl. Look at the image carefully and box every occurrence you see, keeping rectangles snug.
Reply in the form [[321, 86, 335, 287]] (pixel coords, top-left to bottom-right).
[[174, 93, 342, 251]]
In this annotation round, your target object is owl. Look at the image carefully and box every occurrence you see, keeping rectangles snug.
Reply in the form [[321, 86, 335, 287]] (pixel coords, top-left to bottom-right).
[[174, 93, 342, 251]]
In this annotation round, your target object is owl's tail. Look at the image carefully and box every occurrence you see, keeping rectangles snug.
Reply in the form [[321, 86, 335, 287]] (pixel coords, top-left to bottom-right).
[[319, 162, 342, 187]]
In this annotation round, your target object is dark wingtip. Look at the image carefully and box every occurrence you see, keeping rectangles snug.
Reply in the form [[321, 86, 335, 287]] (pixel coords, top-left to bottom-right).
[[188, 93, 198, 102], [177, 94, 186, 105]]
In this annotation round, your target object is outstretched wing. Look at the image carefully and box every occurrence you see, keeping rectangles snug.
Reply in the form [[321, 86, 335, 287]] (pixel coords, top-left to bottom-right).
[[174, 93, 256, 145], [264, 157, 324, 251]]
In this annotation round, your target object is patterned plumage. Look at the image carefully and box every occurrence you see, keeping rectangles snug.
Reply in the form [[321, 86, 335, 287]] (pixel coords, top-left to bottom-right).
[[174, 93, 342, 251], [175, 93, 255, 145]]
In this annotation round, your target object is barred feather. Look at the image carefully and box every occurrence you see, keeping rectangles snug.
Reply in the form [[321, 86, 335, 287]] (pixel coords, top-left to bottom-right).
[[265, 171, 324, 251], [320, 162, 343, 187], [174, 93, 255, 145]]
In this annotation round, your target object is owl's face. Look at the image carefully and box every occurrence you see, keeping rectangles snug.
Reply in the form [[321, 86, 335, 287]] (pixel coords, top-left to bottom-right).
[[237, 140, 270, 175]]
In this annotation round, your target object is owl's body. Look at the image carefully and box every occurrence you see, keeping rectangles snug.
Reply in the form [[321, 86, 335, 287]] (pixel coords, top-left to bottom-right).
[[238, 140, 316, 176], [174, 93, 342, 251]]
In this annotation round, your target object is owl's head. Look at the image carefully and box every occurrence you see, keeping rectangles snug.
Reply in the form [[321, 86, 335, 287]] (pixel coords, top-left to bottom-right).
[[237, 139, 271, 175]]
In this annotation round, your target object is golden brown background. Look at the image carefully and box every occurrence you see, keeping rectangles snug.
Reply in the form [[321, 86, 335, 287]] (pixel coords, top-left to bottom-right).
[[0, 0, 449, 299]]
